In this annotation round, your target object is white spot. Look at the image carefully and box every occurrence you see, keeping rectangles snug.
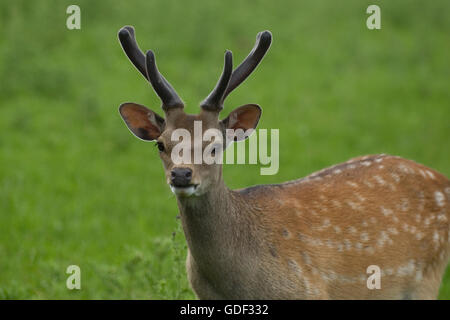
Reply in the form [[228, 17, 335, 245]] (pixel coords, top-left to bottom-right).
[[437, 213, 447, 222], [331, 200, 342, 208], [375, 158, 383, 163], [390, 173, 401, 183], [399, 198, 409, 211], [433, 231, 440, 249], [361, 161, 372, 167], [333, 169, 342, 174], [417, 191, 425, 211], [326, 239, 335, 249], [380, 206, 393, 216], [321, 271, 338, 282], [415, 269, 423, 282], [426, 171, 435, 179], [377, 231, 391, 248], [388, 183, 397, 191], [374, 175, 386, 186], [378, 165, 384, 169], [360, 232, 369, 242], [398, 164, 411, 173], [445, 187, 450, 196], [348, 164, 357, 170], [339, 275, 356, 284], [415, 232, 424, 240], [346, 201, 362, 211], [301, 252, 312, 265], [433, 231, 440, 242], [434, 191, 445, 207], [346, 181, 358, 188], [397, 260, 415, 277], [344, 239, 352, 250], [312, 287, 321, 296], [419, 170, 427, 179], [334, 226, 342, 233], [311, 267, 319, 275], [363, 180, 374, 188], [415, 214, 422, 223], [359, 274, 366, 283], [388, 227, 399, 235], [348, 226, 357, 234], [330, 271, 337, 280], [288, 259, 303, 276]]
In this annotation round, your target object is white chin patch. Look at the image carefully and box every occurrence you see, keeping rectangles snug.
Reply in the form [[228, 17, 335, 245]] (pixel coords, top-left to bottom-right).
[[170, 185, 198, 197]]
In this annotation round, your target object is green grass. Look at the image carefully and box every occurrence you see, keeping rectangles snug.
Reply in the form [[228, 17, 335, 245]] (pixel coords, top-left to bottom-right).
[[0, 0, 449, 299]]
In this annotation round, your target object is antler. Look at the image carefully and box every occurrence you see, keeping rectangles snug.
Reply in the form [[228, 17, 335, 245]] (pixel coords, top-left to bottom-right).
[[201, 31, 272, 112], [224, 31, 272, 101], [118, 26, 184, 110], [200, 51, 233, 111]]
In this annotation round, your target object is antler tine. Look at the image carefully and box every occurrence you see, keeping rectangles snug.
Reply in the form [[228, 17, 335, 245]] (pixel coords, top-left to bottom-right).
[[222, 31, 272, 101], [145, 50, 184, 110], [200, 50, 233, 112], [118, 26, 184, 110], [118, 26, 148, 80]]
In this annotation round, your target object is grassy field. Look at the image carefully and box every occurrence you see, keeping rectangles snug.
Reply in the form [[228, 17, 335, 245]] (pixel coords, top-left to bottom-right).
[[0, 0, 449, 299]]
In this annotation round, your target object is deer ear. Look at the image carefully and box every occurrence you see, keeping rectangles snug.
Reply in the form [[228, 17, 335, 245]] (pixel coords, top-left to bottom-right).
[[221, 104, 262, 141], [119, 103, 165, 141]]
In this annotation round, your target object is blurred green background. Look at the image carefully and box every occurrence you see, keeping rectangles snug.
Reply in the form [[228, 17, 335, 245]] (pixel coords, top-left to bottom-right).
[[0, 0, 449, 299]]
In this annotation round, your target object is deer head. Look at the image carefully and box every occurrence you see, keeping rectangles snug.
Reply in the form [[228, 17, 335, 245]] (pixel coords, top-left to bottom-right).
[[118, 26, 272, 197]]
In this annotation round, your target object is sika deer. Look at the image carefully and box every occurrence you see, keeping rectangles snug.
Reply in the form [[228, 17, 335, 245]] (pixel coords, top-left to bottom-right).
[[117, 26, 450, 299]]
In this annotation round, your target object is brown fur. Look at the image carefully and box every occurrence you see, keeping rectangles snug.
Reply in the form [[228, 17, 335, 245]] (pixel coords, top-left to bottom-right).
[[177, 153, 450, 299], [120, 103, 450, 299]]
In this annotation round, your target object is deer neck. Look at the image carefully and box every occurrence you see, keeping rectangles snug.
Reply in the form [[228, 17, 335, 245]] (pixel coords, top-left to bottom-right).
[[176, 180, 258, 269]]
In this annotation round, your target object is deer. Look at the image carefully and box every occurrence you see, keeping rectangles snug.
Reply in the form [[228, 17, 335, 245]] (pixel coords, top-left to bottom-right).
[[117, 26, 450, 299]]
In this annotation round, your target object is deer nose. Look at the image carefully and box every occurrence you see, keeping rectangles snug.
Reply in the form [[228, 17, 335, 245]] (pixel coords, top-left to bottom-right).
[[171, 168, 193, 187]]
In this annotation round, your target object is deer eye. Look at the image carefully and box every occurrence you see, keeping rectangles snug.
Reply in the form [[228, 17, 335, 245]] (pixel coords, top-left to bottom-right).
[[155, 141, 165, 152]]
